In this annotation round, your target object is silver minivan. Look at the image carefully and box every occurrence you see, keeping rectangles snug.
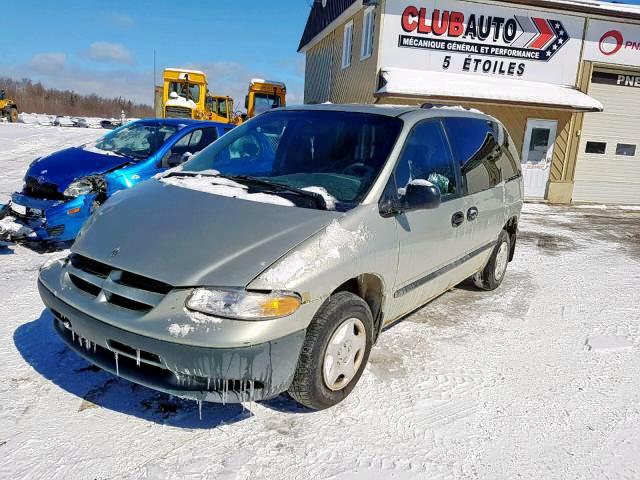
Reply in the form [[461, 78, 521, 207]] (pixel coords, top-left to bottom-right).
[[38, 104, 523, 410]]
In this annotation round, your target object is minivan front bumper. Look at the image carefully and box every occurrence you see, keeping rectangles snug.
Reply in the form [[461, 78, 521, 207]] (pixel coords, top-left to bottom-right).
[[38, 279, 306, 403]]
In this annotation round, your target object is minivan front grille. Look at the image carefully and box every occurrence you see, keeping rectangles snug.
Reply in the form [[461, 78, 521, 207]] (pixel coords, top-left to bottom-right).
[[66, 254, 172, 312], [165, 106, 192, 118]]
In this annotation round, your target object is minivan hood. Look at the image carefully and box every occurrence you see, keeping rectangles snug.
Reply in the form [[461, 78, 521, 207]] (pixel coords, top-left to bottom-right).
[[25, 146, 134, 190], [72, 179, 343, 287]]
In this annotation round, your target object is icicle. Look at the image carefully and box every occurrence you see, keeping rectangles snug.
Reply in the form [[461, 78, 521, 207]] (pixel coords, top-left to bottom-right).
[[136, 349, 140, 367], [207, 377, 210, 390], [114, 352, 119, 377], [198, 400, 202, 420], [249, 380, 255, 402], [72, 331, 75, 342], [93, 342, 97, 354], [222, 380, 227, 405]]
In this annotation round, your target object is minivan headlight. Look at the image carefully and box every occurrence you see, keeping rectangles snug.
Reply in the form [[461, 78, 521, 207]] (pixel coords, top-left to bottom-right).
[[185, 288, 301, 320], [64, 177, 96, 197]]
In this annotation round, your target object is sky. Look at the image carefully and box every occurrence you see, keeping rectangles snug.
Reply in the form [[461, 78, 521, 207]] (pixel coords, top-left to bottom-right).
[[3, 0, 313, 107], [4, 0, 640, 109]]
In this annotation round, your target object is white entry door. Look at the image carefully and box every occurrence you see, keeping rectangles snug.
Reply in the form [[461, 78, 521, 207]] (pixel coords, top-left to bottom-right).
[[521, 119, 558, 199]]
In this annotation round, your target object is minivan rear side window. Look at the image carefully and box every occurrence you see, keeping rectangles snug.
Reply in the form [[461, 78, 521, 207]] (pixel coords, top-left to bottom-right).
[[444, 118, 502, 195], [497, 127, 522, 182]]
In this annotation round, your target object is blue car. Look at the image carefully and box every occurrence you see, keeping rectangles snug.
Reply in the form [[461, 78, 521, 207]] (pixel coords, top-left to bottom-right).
[[1, 119, 232, 243]]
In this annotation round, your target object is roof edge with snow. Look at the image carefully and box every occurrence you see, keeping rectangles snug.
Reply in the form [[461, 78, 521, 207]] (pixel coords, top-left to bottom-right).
[[376, 68, 604, 113]]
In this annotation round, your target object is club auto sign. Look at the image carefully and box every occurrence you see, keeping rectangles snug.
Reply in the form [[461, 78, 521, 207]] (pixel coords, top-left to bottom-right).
[[379, 0, 585, 86]]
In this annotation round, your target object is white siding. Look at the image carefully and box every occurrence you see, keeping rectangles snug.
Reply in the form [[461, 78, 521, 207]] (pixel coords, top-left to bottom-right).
[[573, 69, 640, 205]]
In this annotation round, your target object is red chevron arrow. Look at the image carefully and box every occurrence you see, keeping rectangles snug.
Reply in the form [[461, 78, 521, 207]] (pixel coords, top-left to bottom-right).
[[529, 18, 555, 49]]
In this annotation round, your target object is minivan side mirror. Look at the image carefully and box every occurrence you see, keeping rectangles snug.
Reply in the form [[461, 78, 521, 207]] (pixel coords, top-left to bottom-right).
[[403, 181, 441, 211], [379, 181, 442, 217]]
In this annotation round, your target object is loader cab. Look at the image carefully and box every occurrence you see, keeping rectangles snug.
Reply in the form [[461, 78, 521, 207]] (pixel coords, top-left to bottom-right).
[[245, 79, 286, 119], [206, 95, 234, 124], [162, 68, 208, 119]]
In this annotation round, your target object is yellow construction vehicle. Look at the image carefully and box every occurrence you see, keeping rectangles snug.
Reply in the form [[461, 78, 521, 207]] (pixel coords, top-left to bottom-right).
[[0, 89, 19, 123], [245, 79, 286, 118], [161, 68, 234, 123], [160, 69, 286, 124]]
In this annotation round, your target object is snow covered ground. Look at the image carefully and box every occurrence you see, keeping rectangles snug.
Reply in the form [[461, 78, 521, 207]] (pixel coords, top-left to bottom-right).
[[1, 123, 639, 479]]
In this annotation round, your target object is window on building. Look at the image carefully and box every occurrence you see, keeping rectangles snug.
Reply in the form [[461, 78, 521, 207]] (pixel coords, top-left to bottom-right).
[[342, 21, 353, 69], [585, 141, 606, 154], [394, 120, 458, 199], [361, 7, 375, 60], [615, 144, 636, 156], [444, 118, 502, 195]]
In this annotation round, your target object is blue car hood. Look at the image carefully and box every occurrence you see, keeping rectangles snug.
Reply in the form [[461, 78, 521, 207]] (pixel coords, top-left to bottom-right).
[[25, 146, 135, 190]]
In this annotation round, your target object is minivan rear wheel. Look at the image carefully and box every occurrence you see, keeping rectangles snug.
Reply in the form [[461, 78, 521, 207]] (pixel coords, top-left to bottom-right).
[[474, 230, 511, 291], [288, 291, 373, 410]]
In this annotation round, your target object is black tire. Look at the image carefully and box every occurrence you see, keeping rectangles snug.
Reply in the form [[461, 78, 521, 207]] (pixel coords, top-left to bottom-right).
[[474, 230, 511, 291], [288, 291, 373, 410], [9, 107, 18, 123]]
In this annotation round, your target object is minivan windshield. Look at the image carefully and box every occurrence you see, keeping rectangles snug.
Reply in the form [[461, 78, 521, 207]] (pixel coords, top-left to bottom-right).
[[182, 110, 403, 208], [88, 123, 180, 160]]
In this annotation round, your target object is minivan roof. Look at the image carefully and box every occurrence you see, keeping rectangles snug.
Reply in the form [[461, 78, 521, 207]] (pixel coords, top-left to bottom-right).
[[279, 103, 491, 121]]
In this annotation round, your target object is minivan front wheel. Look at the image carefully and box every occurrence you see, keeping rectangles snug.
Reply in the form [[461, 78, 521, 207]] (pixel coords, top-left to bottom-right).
[[474, 230, 511, 291], [289, 291, 373, 410]]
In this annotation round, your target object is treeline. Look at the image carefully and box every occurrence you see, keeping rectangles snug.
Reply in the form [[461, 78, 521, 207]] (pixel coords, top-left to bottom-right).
[[1, 77, 154, 118]]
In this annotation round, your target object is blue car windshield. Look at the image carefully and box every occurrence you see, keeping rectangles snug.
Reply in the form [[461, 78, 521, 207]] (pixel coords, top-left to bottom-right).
[[88, 123, 180, 159], [182, 110, 403, 206]]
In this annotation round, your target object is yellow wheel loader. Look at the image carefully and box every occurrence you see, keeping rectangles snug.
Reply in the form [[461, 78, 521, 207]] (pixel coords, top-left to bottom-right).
[[245, 79, 286, 119], [0, 90, 19, 123], [161, 68, 234, 124]]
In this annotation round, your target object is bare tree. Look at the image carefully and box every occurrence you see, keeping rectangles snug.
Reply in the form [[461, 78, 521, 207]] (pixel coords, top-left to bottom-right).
[[1, 77, 154, 118]]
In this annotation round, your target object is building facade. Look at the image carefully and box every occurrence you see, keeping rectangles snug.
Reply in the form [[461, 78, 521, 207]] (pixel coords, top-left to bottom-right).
[[298, 0, 640, 204]]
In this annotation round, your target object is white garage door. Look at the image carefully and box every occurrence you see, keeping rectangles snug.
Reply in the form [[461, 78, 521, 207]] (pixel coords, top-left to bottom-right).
[[573, 69, 640, 205]]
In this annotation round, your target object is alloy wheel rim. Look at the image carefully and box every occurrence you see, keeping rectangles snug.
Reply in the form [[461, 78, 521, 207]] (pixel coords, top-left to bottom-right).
[[494, 241, 509, 281], [323, 317, 366, 391]]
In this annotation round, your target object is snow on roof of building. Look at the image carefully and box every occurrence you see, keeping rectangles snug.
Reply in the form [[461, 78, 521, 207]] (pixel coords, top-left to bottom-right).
[[376, 68, 604, 113], [492, 0, 640, 20]]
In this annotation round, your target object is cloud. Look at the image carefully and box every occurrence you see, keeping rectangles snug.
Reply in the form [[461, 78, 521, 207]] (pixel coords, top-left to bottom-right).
[[5, 55, 152, 106], [85, 42, 135, 65], [29, 53, 66, 75], [108, 13, 135, 28]]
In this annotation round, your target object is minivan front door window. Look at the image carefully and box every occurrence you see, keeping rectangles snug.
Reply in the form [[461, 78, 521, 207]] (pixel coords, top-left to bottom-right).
[[183, 110, 403, 209], [393, 120, 458, 198]]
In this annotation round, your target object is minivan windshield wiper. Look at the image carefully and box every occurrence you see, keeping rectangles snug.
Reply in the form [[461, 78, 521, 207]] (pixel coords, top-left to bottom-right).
[[162, 171, 328, 210], [232, 175, 328, 210]]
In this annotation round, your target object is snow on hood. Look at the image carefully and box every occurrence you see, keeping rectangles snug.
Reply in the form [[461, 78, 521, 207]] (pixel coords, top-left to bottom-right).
[[71, 179, 343, 287], [259, 219, 372, 289], [301, 186, 337, 211], [159, 174, 295, 207], [165, 96, 197, 109]]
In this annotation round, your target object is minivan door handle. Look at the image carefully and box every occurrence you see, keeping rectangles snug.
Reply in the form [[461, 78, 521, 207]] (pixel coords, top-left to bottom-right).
[[451, 211, 465, 228], [467, 206, 479, 221]]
